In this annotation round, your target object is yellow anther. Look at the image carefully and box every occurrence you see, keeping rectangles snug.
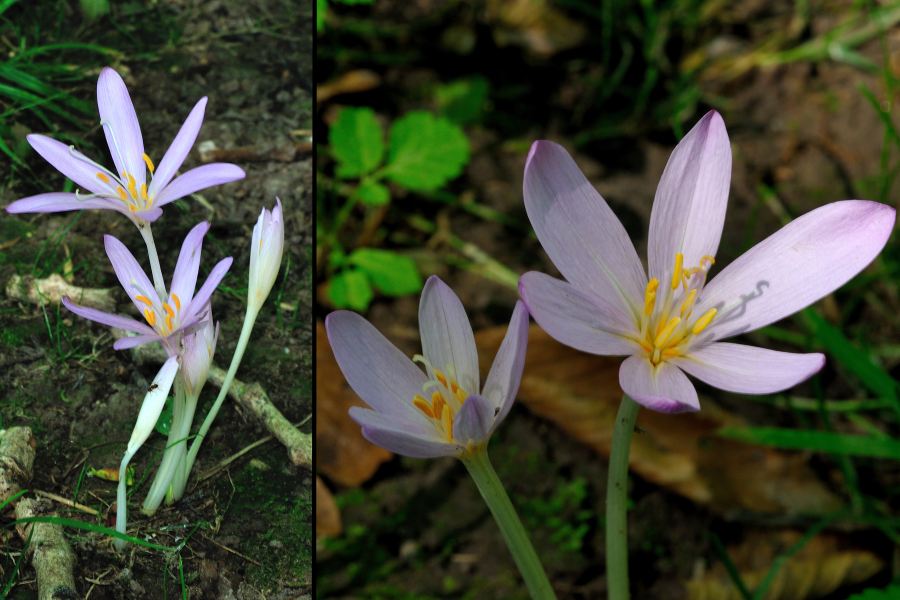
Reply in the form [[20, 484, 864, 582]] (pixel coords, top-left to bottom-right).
[[96, 172, 110, 183], [413, 394, 433, 418], [144, 308, 156, 326], [643, 278, 659, 317], [171, 293, 181, 311], [163, 303, 175, 318], [440, 403, 453, 442], [431, 391, 445, 420], [679, 289, 697, 317], [135, 294, 154, 307], [140, 183, 148, 201], [691, 308, 717, 335], [654, 316, 681, 347], [165, 313, 174, 332], [127, 173, 137, 198], [128, 204, 136, 213], [435, 371, 448, 388], [116, 186, 127, 201], [671, 253, 684, 290], [142, 153, 155, 174]]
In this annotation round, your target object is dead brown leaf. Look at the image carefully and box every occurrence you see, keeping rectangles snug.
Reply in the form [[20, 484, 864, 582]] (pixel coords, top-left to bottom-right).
[[316, 476, 342, 540], [317, 69, 381, 104], [485, 0, 586, 57], [316, 322, 393, 487], [475, 325, 842, 517]]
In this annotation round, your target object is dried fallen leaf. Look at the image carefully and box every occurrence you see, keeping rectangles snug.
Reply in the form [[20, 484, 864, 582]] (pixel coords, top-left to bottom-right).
[[317, 69, 381, 104], [485, 0, 586, 57], [686, 530, 882, 600], [316, 476, 342, 540], [475, 325, 842, 516], [316, 322, 393, 487], [6, 273, 116, 312]]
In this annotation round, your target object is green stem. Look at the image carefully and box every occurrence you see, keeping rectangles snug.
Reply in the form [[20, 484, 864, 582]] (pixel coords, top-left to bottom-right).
[[137, 221, 167, 300], [461, 446, 556, 600], [606, 396, 639, 600]]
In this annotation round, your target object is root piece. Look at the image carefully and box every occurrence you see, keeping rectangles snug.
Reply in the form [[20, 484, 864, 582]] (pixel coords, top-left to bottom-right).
[[15, 498, 78, 600], [6, 274, 116, 311], [0, 427, 36, 509]]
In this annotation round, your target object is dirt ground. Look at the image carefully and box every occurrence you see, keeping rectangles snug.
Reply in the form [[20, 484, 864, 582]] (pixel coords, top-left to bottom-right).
[[0, 1, 313, 598]]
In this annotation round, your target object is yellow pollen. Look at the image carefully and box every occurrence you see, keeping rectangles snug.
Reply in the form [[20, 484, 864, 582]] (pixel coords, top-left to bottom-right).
[[116, 186, 127, 201], [643, 278, 659, 317], [140, 183, 148, 201], [435, 371, 448, 388], [413, 395, 433, 418], [144, 308, 156, 326], [135, 294, 153, 307], [440, 403, 453, 442], [431, 391, 445, 420], [96, 172, 110, 183], [670, 253, 684, 290], [172, 293, 181, 311], [691, 308, 717, 335], [654, 316, 681, 347], [165, 313, 174, 332], [142, 153, 155, 174], [163, 303, 175, 318], [127, 173, 137, 198], [679, 289, 697, 317], [128, 204, 136, 213]]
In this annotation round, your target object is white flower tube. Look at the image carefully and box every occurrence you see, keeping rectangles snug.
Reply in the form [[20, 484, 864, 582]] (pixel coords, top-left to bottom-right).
[[115, 355, 179, 550], [248, 197, 284, 311]]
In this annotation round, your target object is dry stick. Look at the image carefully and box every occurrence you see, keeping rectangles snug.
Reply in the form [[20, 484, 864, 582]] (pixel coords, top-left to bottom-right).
[[15, 498, 78, 600], [0, 427, 36, 508]]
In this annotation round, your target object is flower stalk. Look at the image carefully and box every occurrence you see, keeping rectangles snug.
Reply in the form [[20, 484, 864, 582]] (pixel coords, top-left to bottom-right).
[[605, 396, 639, 600]]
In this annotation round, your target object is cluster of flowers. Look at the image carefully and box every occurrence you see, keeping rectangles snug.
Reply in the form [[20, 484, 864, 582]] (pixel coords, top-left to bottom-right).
[[7, 67, 285, 547]]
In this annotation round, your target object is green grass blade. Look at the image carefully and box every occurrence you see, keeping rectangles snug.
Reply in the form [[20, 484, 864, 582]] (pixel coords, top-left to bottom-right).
[[718, 426, 900, 460], [11, 516, 177, 551]]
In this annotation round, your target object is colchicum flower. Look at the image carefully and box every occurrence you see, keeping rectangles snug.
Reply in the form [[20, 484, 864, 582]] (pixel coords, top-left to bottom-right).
[[519, 111, 895, 413], [248, 197, 284, 310], [62, 221, 232, 356], [326, 276, 529, 457], [6, 67, 244, 225], [181, 316, 219, 397]]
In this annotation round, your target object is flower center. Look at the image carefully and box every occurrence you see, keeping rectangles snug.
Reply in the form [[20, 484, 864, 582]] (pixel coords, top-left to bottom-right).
[[410, 358, 469, 443], [135, 289, 182, 337], [636, 252, 717, 365]]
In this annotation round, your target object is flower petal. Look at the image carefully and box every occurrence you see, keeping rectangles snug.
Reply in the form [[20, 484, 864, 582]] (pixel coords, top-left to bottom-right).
[[454, 394, 495, 444], [648, 111, 731, 281], [350, 406, 457, 458], [523, 140, 646, 317], [97, 67, 145, 186], [418, 276, 480, 395], [62, 297, 156, 336], [698, 200, 896, 341], [518, 272, 637, 356], [170, 221, 210, 304], [125, 355, 179, 455], [326, 311, 429, 418], [153, 163, 245, 207], [25, 135, 110, 195], [7, 192, 120, 214], [104, 234, 158, 315], [482, 301, 529, 429], [619, 355, 699, 413], [149, 97, 207, 197], [183, 257, 232, 325], [113, 334, 161, 350], [672, 343, 824, 394]]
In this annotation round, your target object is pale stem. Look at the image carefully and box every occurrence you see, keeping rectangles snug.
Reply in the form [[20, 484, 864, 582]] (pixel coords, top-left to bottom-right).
[[114, 452, 134, 551], [167, 389, 200, 503], [606, 395, 639, 600], [461, 446, 557, 600], [137, 221, 167, 300], [142, 377, 188, 514]]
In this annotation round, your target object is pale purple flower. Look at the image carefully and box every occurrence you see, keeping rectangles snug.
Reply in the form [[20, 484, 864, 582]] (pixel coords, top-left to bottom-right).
[[6, 67, 244, 225], [181, 316, 219, 396], [326, 276, 529, 458], [519, 111, 895, 413], [248, 198, 284, 310], [62, 221, 232, 356]]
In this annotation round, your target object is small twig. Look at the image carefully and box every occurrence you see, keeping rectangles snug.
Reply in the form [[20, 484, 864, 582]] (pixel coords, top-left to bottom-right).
[[0, 427, 36, 509], [32, 490, 99, 517], [200, 533, 262, 566], [199, 416, 311, 482]]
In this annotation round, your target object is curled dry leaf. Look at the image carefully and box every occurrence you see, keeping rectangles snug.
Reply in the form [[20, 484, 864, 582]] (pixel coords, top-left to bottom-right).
[[317, 69, 382, 104], [485, 0, 587, 56], [316, 476, 342, 540], [316, 322, 393, 487], [475, 324, 842, 517], [6, 273, 116, 312]]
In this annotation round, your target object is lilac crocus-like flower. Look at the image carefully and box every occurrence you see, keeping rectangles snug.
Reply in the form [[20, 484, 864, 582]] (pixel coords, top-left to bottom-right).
[[6, 67, 244, 225], [62, 221, 232, 356], [519, 111, 895, 413], [248, 198, 284, 310], [326, 276, 529, 458]]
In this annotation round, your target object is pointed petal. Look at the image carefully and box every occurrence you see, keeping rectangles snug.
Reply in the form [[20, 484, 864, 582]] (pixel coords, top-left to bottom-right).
[[26, 134, 110, 194], [454, 394, 495, 444], [418, 276, 479, 395], [104, 235, 157, 315], [673, 343, 825, 394], [619, 355, 699, 413], [153, 163, 245, 207], [183, 257, 232, 322], [518, 272, 636, 356], [113, 334, 161, 350], [62, 297, 156, 336], [7, 192, 120, 214], [170, 221, 210, 303], [97, 67, 145, 186], [349, 407, 458, 458], [523, 140, 646, 317], [326, 311, 429, 418], [133, 206, 163, 223], [149, 97, 207, 197], [648, 111, 731, 281], [698, 200, 896, 341], [125, 356, 179, 455], [482, 301, 529, 429]]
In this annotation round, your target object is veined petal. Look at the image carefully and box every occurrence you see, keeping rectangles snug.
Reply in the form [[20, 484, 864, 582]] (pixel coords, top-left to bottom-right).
[[7, 192, 120, 214], [350, 407, 458, 458], [698, 200, 896, 341], [518, 272, 636, 356], [97, 67, 145, 187], [125, 355, 179, 456], [25, 135, 109, 195], [482, 301, 529, 429], [131, 205, 163, 223], [170, 221, 210, 304], [326, 311, 429, 418], [648, 111, 731, 281], [62, 297, 156, 336], [149, 97, 208, 197], [153, 163, 245, 207], [104, 235, 157, 315], [183, 257, 232, 323], [454, 394, 495, 444], [672, 343, 824, 394], [524, 140, 646, 318], [418, 276, 480, 396], [619, 355, 700, 413], [113, 334, 161, 350]]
